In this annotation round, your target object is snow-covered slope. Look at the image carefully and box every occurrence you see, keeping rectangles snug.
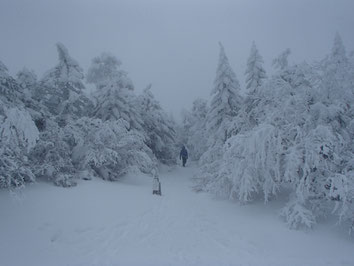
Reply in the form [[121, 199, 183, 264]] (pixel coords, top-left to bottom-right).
[[0, 164, 353, 266]]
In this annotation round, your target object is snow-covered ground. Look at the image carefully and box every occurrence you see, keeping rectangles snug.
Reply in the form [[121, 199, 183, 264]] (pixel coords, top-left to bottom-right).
[[1, 164, 353, 266]]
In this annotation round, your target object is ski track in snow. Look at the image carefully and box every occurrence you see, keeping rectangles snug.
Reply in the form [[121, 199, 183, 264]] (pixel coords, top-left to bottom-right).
[[1, 164, 354, 266]]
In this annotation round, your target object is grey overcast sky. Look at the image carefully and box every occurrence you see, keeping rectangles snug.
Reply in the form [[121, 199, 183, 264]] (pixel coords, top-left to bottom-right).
[[1, 0, 354, 118]]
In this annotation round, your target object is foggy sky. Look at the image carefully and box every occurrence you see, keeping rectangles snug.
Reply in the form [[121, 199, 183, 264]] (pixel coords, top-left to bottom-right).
[[1, 0, 354, 118]]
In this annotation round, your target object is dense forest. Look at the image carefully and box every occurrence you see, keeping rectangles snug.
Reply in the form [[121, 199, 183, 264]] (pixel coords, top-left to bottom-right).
[[182, 34, 354, 231], [0, 43, 177, 188]]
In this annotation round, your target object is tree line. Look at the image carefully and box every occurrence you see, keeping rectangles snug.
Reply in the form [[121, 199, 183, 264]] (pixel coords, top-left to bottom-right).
[[182, 34, 354, 231], [0, 43, 177, 188], [1, 33, 353, 232]]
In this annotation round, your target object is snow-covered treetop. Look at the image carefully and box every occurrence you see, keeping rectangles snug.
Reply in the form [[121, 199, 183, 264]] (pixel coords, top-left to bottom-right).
[[0, 60, 24, 103], [210, 42, 241, 113], [56, 42, 84, 82], [245, 41, 267, 93], [143, 83, 152, 93], [142, 83, 153, 99], [320, 33, 353, 104], [272, 48, 291, 71], [191, 98, 208, 119], [87, 52, 121, 85], [16, 67, 37, 89], [41, 42, 85, 93], [0, 60, 9, 79], [140, 84, 162, 112], [321, 33, 348, 69], [331, 32, 347, 64], [212, 42, 241, 96], [0, 60, 8, 72], [86, 52, 134, 91]]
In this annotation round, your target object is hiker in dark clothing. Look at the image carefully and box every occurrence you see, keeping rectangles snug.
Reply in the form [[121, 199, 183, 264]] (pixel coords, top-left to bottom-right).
[[180, 145, 188, 167]]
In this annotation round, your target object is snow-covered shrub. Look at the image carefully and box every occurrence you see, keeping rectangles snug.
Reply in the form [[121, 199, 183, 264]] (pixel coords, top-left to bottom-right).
[[0, 106, 39, 188], [67, 117, 157, 180], [29, 119, 76, 187], [225, 124, 282, 203], [280, 198, 316, 229], [198, 123, 282, 203], [1, 107, 39, 152], [0, 61, 41, 188]]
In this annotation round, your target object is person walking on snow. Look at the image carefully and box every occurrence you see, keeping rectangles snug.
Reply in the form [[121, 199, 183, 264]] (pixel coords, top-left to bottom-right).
[[180, 145, 188, 167]]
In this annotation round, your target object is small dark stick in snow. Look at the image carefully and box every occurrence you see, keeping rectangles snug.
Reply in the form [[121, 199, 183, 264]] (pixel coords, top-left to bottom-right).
[[152, 170, 161, 196]]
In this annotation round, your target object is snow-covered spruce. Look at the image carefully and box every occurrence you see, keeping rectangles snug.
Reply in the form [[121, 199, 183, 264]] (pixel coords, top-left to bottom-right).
[[28, 44, 94, 187], [195, 42, 243, 193], [38, 43, 92, 120], [206, 42, 243, 143], [245, 41, 267, 94], [193, 34, 354, 231], [87, 52, 142, 130], [138, 84, 177, 165], [88, 53, 176, 166]]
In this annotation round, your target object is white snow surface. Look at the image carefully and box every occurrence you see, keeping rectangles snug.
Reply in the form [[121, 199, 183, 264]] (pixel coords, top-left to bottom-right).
[[1, 164, 353, 266]]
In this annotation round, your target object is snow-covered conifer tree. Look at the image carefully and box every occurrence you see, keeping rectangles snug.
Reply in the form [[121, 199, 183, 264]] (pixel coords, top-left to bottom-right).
[[16, 67, 48, 126], [0, 60, 24, 103], [86, 53, 159, 177], [195, 43, 242, 192], [320, 33, 353, 104], [239, 42, 268, 132], [138, 84, 176, 164], [206, 42, 243, 142], [38, 43, 91, 119], [87, 53, 142, 130], [16, 67, 37, 99], [28, 44, 93, 187], [245, 41, 267, 94], [272, 48, 291, 71], [86, 52, 134, 91]]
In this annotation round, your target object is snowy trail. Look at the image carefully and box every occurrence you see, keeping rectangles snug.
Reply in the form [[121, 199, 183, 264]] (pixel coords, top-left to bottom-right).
[[1, 164, 354, 266]]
